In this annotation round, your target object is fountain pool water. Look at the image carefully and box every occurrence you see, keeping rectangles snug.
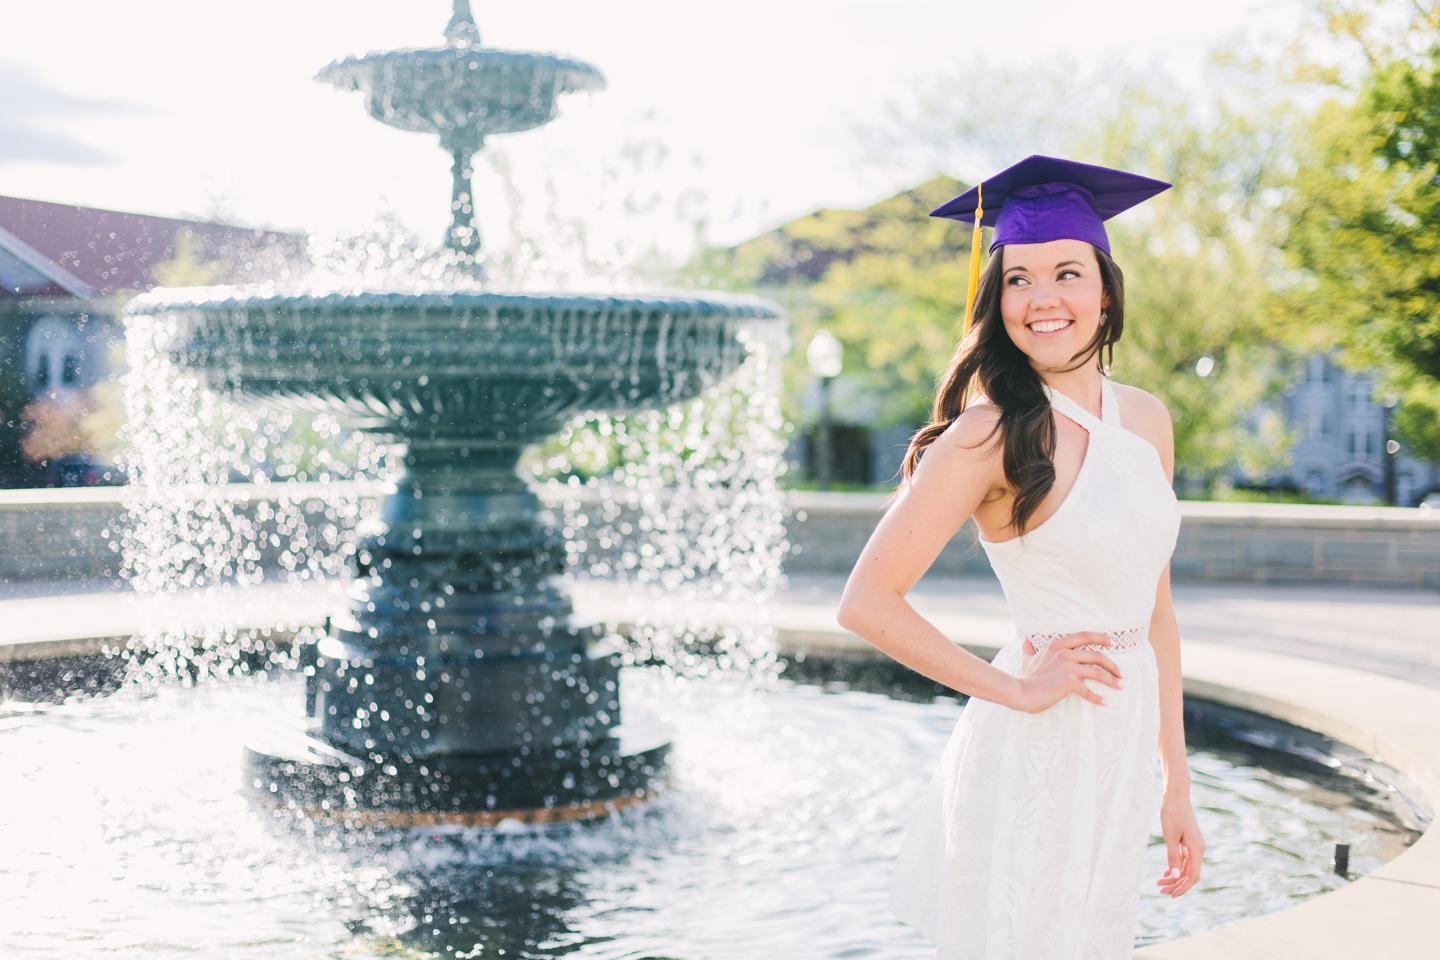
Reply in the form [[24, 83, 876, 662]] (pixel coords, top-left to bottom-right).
[[0, 668, 1420, 958]]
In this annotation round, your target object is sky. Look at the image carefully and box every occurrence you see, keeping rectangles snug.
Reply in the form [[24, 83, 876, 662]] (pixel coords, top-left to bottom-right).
[[0, 0, 1307, 260]]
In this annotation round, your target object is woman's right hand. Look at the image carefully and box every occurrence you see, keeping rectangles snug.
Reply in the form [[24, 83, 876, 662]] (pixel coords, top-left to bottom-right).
[[1010, 632, 1124, 714]]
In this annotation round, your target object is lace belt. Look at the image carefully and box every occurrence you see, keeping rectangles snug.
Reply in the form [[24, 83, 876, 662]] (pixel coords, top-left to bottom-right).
[[1022, 626, 1148, 655]]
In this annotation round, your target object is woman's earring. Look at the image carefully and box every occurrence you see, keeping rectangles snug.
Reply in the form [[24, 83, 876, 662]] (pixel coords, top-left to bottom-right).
[[1101, 311, 1109, 325]]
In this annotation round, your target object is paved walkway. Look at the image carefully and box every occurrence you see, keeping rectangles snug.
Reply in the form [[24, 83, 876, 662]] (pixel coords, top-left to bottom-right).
[[572, 573, 1440, 688], [872, 575, 1440, 689], [3, 574, 1437, 688]]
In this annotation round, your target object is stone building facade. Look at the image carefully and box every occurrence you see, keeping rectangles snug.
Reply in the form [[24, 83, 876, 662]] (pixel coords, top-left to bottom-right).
[[1280, 354, 1440, 505]]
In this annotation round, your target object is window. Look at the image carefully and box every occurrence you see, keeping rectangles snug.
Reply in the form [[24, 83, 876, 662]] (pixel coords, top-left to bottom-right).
[[1347, 431, 1356, 455], [1365, 432, 1375, 456], [1307, 408, 1332, 436], [25, 316, 83, 394]]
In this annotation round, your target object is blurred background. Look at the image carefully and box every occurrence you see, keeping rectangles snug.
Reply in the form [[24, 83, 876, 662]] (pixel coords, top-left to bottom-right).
[[3, 0, 1439, 505]]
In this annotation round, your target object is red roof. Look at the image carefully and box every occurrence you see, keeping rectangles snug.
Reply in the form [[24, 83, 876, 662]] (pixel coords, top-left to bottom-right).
[[0, 194, 305, 297]]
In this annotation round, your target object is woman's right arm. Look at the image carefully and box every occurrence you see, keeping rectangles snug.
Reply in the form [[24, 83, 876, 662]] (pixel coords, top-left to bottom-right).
[[835, 405, 1121, 712]]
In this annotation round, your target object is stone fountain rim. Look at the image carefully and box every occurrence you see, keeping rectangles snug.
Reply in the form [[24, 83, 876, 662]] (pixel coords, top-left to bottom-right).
[[317, 46, 605, 85], [124, 286, 785, 319]]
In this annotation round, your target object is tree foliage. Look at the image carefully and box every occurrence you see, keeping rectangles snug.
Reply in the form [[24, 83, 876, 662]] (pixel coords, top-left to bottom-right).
[[684, 3, 1440, 487], [1094, 87, 1295, 481], [151, 230, 228, 288], [691, 176, 976, 429], [0, 310, 38, 485], [1281, 13, 1440, 458]]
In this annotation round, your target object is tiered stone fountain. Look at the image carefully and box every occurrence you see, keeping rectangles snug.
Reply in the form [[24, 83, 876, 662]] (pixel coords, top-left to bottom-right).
[[125, 2, 780, 825]]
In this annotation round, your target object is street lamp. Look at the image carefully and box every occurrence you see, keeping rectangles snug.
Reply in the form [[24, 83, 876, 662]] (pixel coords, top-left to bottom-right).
[[807, 329, 843, 491], [1382, 392, 1400, 506]]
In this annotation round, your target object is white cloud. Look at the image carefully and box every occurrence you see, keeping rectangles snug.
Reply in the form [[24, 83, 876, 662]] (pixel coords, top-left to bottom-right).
[[0, 62, 154, 166]]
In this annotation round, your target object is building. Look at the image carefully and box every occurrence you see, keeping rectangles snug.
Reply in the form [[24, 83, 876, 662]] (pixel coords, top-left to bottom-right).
[[0, 195, 303, 486], [1280, 354, 1440, 505]]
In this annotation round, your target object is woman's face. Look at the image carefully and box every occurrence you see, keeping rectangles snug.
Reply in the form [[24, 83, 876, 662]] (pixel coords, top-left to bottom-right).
[[998, 239, 1109, 372]]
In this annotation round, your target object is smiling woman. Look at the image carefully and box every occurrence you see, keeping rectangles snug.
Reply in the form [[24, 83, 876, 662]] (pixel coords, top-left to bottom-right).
[[917, 237, 1129, 535], [838, 156, 1201, 958]]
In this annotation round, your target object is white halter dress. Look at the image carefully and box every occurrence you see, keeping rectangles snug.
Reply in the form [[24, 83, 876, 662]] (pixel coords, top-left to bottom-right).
[[890, 379, 1181, 959]]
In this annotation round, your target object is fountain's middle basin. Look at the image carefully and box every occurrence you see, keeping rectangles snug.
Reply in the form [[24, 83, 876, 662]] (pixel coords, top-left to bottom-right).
[[131, 288, 781, 435]]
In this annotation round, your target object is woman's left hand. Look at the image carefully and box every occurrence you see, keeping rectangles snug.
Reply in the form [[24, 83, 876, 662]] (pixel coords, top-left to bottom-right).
[[1157, 792, 1205, 898]]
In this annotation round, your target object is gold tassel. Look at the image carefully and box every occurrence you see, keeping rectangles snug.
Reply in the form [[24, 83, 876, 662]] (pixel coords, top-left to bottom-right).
[[962, 181, 984, 337]]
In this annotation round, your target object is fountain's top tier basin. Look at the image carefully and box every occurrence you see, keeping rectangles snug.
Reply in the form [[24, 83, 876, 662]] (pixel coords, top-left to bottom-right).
[[317, 46, 605, 154], [124, 286, 783, 445]]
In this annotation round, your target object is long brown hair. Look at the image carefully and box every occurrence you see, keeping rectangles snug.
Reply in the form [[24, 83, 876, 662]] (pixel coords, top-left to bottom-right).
[[899, 244, 1126, 532]]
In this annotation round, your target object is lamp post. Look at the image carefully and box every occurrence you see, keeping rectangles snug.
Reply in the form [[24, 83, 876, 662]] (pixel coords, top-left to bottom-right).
[[807, 330, 843, 490], [1383, 392, 1400, 506]]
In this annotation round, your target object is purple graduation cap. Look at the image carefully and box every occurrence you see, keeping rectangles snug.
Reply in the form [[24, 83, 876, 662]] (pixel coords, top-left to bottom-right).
[[930, 155, 1171, 256]]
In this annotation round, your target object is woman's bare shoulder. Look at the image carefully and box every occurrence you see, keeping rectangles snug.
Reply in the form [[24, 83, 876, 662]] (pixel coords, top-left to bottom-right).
[[935, 401, 1005, 456], [905, 401, 1008, 508]]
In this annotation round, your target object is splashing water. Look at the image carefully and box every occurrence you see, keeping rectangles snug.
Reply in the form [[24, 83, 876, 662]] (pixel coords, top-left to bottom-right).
[[532, 321, 792, 679], [116, 229, 792, 686], [297, 215, 485, 296], [117, 310, 392, 682]]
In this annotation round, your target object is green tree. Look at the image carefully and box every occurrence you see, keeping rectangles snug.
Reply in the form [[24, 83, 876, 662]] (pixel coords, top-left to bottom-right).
[[151, 229, 228, 287], [784, 177, 975, 428], [0, 307, 38, 485], [688, 176, 975, 431], [1282, 41, 1440, 458], [1092, 86, 1295, 484]]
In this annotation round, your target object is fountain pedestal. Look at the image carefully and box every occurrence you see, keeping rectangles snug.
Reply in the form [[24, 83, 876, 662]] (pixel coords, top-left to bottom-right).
[[320, 461, 615, 760], [259, 460, 661, 823]]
